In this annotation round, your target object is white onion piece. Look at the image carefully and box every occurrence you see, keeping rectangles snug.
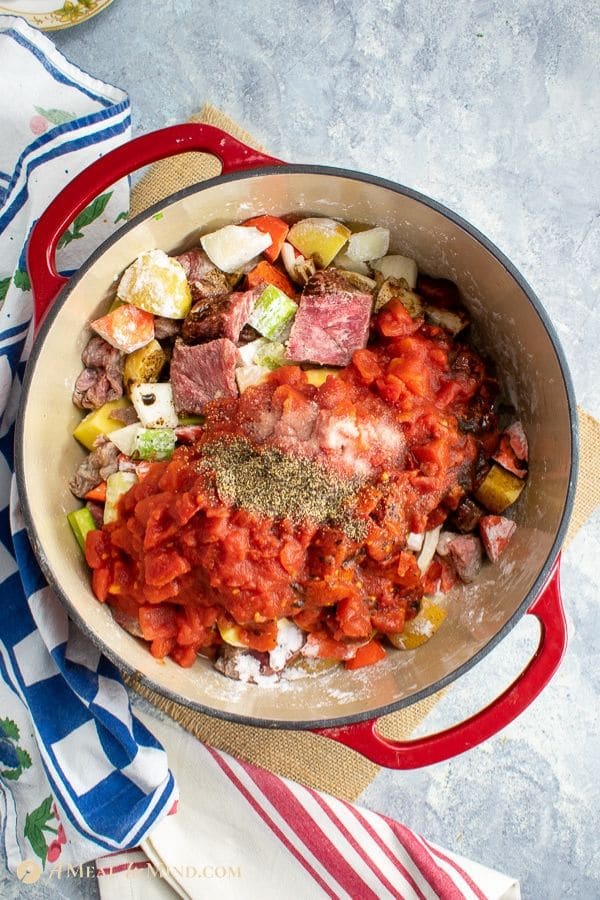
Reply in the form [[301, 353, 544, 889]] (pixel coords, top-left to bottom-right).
[[406, 531, 425, 552], [416, 525, 442, 573], [108, 422, 141, 456], [269, 619, 305, 672], [200, 225, 271, 273]]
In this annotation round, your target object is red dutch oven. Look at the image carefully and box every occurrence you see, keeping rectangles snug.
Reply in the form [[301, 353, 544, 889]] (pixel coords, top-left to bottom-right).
[[16, 125, 578, 768]]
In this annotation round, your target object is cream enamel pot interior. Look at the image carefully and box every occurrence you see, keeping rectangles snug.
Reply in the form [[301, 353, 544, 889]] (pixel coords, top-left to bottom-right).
[[17, 125, 578, 768]]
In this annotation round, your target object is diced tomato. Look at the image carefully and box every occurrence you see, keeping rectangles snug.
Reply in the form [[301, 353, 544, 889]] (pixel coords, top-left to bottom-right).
[[376, 300, 421, 337], [171, 645, 197, 668], [92, 567, 111, 602], [150, 637, 176, 659], [139, 605, 178, 640], [85, 529, 111, 568], [345, 639, 386, 669], [335, 595, 372, 639], [352, 348, 383, 384], [241, 215, 289, 262], [144, 547, 191, 587], [303, 631, 357, 661], [370, 602, 407, 634], [236, 620, 278, 653]]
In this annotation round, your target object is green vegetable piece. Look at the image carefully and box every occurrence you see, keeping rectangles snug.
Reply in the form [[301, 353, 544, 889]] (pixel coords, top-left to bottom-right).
[[67, 507, 97, 552], [254, 339, 286, 370], [249, 285, 297, 340], [134, 427, 176, 461]]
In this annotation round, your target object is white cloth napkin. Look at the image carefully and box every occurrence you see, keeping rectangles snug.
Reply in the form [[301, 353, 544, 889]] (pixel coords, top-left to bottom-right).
[[96, 709, 521, 900], [0, 15, 176, 877]]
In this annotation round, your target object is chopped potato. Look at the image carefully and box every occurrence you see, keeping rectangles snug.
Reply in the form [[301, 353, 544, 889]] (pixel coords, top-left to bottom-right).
[[332, 250, 371, 275], [304, 367, 339, 386], [388, 596, 448, 650], [72, 398, 132, 451], [475, 464, 525, 513], [117, 249, 192, 319], [287, 217, 351, 268], [123, 339, 166, 394], [131, 382, 178, 429]]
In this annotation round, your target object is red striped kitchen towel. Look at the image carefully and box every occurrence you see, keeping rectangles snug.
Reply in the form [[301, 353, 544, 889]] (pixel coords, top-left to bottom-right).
[[95, 708, 520, 900]]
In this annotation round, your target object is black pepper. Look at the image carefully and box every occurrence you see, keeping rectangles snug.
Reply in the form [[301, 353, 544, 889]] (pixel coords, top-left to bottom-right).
[[201, 437, 367, 540]]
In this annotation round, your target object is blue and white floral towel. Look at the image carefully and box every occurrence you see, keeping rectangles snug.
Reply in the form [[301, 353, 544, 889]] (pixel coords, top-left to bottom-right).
[[0, 16, 177, 878]]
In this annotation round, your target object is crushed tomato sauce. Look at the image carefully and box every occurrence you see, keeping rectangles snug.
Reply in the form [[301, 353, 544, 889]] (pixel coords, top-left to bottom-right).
[[85, 302, 498, 667]]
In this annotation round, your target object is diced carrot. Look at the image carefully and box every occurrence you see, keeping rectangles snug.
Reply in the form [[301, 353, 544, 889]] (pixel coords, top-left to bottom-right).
[[84, 482, 107, 502], [90, 303, 154, 353], [345, 639, 386, 669], [245, 260, 296, 298], [242, 215, 289, 262]]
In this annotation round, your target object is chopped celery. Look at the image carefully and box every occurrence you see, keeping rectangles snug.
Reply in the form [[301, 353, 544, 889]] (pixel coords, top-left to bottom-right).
[[67, 507, 97, 552], [248, 285, 297, 340], [254, 339, 286, 369], [104, 471, 138, 524], [134, 427, 175, 460], [238, 337, 286, 369]]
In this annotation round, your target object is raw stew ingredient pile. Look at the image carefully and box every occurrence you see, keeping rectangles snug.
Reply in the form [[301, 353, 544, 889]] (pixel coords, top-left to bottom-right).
[[68, 215, 528, 683]]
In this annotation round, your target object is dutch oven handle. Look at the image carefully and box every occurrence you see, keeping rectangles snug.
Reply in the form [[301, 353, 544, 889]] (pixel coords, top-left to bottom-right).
[[314, 558, 567, 768], [27, 124, 284, 328]]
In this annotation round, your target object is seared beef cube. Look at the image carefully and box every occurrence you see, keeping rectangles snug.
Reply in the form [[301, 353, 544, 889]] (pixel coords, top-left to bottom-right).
[[170, 337, 238, 415], [154, 316, 182, 340], [181, 285, 260, 344], [480, 515, 516, 562], [69, 436, 120, 498], [72, 336, 124, 409], [303, 268, 369, 295], [176, 248, 238, 301], [238, 323, 261, 344], [492, 421, 528, 478], [416, 275, 460, 309], [286, 280, 372, 366], [452, 497, 484, 533], [447, 534, 483, 583]]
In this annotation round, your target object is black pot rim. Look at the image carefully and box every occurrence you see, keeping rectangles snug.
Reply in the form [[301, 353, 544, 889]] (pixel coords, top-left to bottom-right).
[[16, 163, 579, 731]]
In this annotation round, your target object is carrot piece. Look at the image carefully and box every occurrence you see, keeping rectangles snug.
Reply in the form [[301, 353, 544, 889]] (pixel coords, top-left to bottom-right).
[[242, 215, 289, 262], [84, 482, 107, 502], [245, 260, 296, 298], [345, 639, 386, 670]]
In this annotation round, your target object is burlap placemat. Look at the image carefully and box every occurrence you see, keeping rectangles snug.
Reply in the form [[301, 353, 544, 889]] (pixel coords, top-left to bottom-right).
[[125, 105, 600, 802]]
